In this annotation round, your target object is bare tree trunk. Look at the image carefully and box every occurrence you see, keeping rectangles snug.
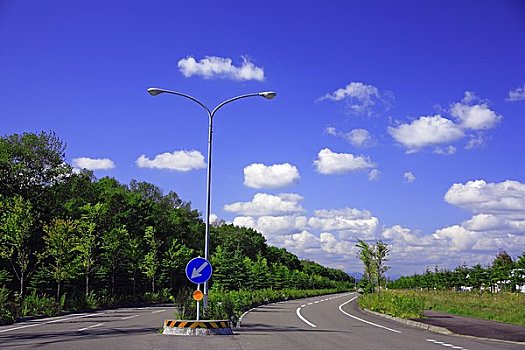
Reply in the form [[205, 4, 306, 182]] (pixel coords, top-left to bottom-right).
[[85, 273, 89, 298], [57, 280, 61, 302]]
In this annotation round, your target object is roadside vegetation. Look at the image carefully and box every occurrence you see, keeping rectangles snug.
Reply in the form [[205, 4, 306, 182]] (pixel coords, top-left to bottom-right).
[[355, 239, 525, 326], [358, 290, 525, 326], [0, 131, 354, 324]]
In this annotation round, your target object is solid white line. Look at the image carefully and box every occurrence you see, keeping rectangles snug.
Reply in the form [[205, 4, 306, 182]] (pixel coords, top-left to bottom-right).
[[0, 312, 103, 333], [151, 309, 166, 314], [296, 307, 317, 328], [121, 314, 139, 320], [238, 307, 258, 326], [338, 297, 401, 334], [78, 323, 103, 332]]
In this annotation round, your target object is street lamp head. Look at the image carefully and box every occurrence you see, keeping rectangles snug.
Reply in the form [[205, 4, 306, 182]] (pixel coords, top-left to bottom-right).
[[147, 87, 165, 96], [259, 91, 277, 100]]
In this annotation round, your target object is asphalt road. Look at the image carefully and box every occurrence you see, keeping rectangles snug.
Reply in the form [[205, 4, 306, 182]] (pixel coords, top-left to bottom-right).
[[0, 293, 522, 350]]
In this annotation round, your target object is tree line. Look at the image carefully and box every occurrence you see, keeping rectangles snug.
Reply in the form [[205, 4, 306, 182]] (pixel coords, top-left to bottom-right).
[[388, 250, 525, 292], [0, 131, 353, 319]]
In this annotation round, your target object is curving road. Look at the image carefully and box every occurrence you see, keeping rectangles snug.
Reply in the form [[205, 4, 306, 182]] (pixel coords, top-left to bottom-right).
[[0, 293, 522, 349]]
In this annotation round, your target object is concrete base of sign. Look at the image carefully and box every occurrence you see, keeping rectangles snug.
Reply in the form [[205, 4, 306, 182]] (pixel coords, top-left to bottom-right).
[[162, 320, 233, 336]]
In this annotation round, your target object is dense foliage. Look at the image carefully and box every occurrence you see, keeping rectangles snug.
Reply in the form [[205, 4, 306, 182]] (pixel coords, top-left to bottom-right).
[[0, 131, 354, 323]]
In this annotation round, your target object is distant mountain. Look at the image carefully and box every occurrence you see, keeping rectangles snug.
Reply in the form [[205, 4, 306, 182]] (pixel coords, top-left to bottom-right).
[[348, 272, 363, 282]]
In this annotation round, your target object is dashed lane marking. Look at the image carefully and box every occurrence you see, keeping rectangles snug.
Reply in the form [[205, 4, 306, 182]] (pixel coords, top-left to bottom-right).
[[426, 338, 468, 350], [121, 314, 139, 320], [78, 323, 104, 332], [151, 309, 166, 314]]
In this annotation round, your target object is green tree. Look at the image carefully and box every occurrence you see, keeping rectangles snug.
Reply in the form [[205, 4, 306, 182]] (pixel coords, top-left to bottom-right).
[[270, 262, 289, 290], [142, 226, 161, 293], [513, 252, 525, 291], [213, 225, 267, 261], [127, 236, 143, 297], [491, 250, 513, 292], [162, 238, 193, 290], [99, 226, 129, 296], [75, 203, 107, 298], [0, 196, 35, 297], [245, 255, 271, 290], [356, 239, 376, 291], [211, 246, 246, 291], [42, 219, 78, 300], [374, 241, 390, 292], [469, 264, 489, 290]]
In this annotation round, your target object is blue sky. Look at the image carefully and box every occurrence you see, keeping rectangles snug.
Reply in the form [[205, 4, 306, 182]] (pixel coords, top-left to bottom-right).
[[1, 0, 525, 276]]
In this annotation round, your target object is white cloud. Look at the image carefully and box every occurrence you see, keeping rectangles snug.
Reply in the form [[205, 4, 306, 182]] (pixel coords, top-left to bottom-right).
[[243, 163, 300, 189], [433, 146, 457, 155], [450, 102, 501, 130], [308, 208, 380, 240], [177, 56, 265, 81], [462, 214, 506, 232], [326, 127, 375, 147], [135, 150, 206, 171], [507, 84, 525, 102], [224, 193, 305, 216], [325, 126, 338, 136], [318, 82, 382, 114], [388, 115, 464, 153], [368, 169, 381, 181], [389, 92, 502, 153], [403, 171, 416, 183], [433, 225, 478, 251], [347, 129, 374, 147], [465, 133, 485, 150], [428, 179, 525, 255], [233, 215, 308, 237], [314, 148, 376, 174], [72, 157, 115, 170], [228, 179, 525, 276], [444, 180, 525, 216]]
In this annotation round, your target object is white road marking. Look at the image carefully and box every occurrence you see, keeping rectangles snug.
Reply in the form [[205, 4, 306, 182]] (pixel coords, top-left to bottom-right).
[[121, 314, 139, 320], [296, 307, 317, 328], [338, 297, 401, 334], [426, 338, 467, 350], [78, 323, 103, 332], [0, 312, 103, 333], [308, 302, 313, 305], [151, 309, 166, 314], [314, 301, 320, 304]]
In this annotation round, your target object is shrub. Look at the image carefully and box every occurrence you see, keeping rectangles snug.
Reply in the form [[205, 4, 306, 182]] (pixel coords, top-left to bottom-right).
[[0, 287, 14, 323], [21, 291, 59, 317]]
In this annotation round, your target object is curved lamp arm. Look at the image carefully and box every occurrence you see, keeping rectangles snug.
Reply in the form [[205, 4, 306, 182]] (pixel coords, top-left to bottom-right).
[[147, 87, 276, 118]]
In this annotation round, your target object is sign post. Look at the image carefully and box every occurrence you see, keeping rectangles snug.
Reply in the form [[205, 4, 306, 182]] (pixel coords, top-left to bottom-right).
[[185, 257, 213, 320]]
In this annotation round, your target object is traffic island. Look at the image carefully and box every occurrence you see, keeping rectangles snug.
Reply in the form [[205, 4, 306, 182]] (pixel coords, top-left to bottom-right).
[[162, 320, 233, 336]]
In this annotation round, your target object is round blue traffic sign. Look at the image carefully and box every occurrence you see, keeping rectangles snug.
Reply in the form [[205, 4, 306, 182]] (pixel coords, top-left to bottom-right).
[[185, 257, 213, 284]]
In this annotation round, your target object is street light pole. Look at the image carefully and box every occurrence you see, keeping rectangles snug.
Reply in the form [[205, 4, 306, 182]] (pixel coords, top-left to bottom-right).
[[147, 87, 276, 310]]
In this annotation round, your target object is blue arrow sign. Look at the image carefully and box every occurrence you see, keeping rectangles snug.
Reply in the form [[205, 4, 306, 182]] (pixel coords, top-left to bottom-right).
[[185, 257, 213, 284]]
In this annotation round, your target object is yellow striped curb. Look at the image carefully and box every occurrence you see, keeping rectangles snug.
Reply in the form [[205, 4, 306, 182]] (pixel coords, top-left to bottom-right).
[[163, 320, 233, 336]]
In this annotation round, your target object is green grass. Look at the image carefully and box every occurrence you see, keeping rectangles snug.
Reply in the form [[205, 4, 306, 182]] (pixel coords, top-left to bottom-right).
[[358, 290, 525, 326]]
